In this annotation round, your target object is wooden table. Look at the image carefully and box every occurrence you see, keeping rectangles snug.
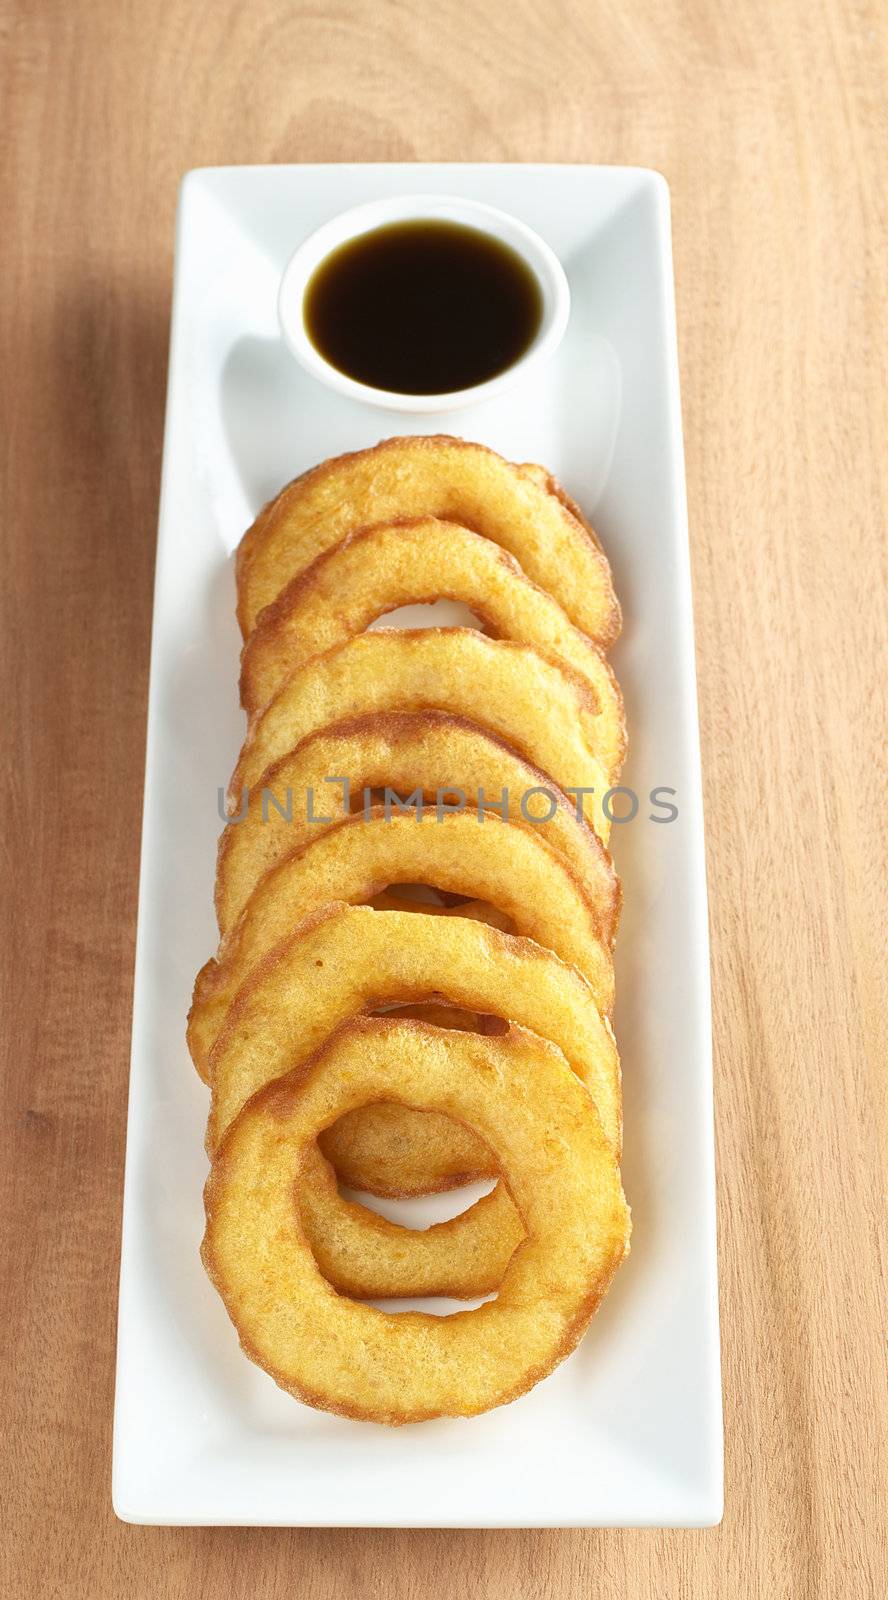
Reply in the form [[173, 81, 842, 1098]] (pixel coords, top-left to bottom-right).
[[2, 1, 885, 1593]]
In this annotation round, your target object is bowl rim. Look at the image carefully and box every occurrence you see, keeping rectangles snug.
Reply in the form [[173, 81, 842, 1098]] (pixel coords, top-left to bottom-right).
[[276, 193, 571, 413]]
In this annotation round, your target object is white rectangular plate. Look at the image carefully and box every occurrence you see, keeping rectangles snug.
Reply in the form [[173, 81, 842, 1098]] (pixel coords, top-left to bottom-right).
[[113, 164, 722, 1527]]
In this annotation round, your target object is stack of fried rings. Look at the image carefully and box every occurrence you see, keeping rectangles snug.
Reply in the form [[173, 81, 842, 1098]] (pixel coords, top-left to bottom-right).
[[193, 435, 632, 1424]]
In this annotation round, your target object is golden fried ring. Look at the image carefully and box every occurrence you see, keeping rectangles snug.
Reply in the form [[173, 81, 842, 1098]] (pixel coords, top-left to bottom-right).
[[215, 710, 619, 942], [235, 435, 621, 646], [189, 807, 614, 1078], [239, 518, 626, 776], [206, 903, 622, 1186], [203, 1017, 630, 1422], [299, 1146, 523, 1301], [227, 629, 613, 844]]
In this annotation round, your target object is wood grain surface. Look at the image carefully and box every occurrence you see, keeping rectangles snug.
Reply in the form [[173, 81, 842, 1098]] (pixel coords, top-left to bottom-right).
[[1, 0, 885, 1594]]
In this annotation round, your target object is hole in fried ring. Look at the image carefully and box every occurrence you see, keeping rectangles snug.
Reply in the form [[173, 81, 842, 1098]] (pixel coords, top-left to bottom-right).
[[302, 1152, 516, 1301]]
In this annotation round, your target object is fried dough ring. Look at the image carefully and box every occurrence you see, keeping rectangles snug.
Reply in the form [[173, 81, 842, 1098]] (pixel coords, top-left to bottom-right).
[[190, 808, 614, 1078], [239, 518, 626, 777], [367, 890, 514, 932], [215, 710, 619, 941], [227, 629, 613, 844], [206, 903, 622, 1185], [203, 1016, 630, 1423], [235, 435, 621, 646], [374, 998, 501, 1029]]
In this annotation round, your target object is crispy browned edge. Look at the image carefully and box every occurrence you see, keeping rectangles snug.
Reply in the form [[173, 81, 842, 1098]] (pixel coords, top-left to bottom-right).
[[214, 708, 622, 945], [235, 436, 622, 648], [238, 516, 627, 773], [201, 1015, 629, 1424]]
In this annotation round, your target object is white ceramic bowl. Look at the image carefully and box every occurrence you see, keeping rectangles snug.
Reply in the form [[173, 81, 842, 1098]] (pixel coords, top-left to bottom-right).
[[277, 194, 571, 413]]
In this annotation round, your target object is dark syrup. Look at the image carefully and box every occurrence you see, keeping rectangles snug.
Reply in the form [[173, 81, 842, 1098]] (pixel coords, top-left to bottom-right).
[[303, 220, 543, 394]]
